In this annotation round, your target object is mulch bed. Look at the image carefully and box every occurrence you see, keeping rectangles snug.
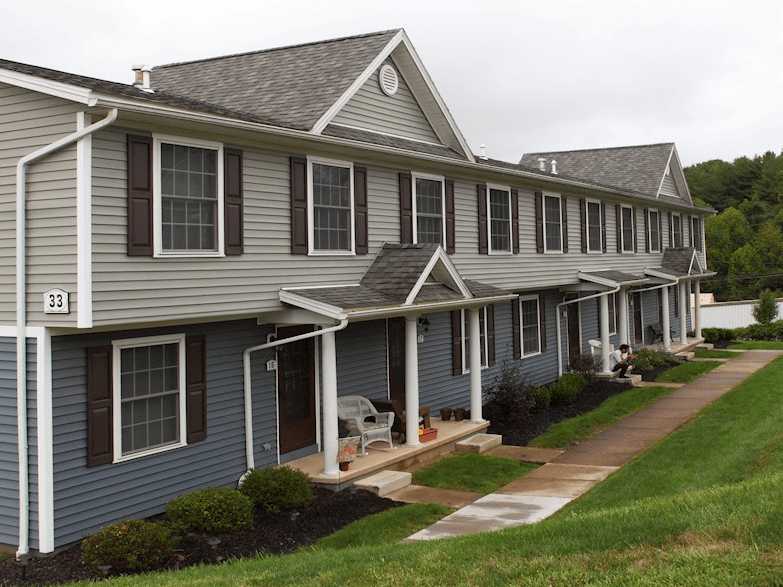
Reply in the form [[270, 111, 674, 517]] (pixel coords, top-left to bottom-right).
[[0, 487, 400, 586], [487, 379, 634, 446], [638, 365, 675, 381]]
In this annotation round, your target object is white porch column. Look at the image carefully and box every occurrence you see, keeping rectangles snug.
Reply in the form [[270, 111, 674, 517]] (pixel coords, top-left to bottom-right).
[[404, 315, 420, 447], [694, 280, 702, 339], [618, 288, 629, 346], [468, 307, 483, 422], [321, 331, 339, 477], [679, 281, 688, 345], [599, 294, 612, 373], [661, 285, 672, 351]]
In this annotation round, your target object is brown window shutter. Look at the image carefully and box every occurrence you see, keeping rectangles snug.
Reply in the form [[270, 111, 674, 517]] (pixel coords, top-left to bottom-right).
[[579, 198, 587, 253], [561, 197, 569, 253], [445, 179, 455, 254], [399, 172, 413, 244], [87, 346, 113, 467], [534, 191, 544, 254], [511, 299, 521, 359], [477, 184, 488, 254], [643, 208, 650, 253], [127, 134, 153, 256], [539, 295, 548, 351], [511, 189, 520, 253], [224, 148, 243, 256], [487, 305, 496, 366], [186, 334, 207, 444], [668, 211, 673, 247], [451, 311, 462, 375], [601, 201, 607, 252], [354, 166, 368, 255], [632, 207, 638, 252], [615, 204, 622, 253], [290, 156, 308, 254]]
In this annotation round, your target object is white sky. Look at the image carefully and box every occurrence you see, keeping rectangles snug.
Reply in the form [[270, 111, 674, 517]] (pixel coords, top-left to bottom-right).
[[2, 0, 781, 165]]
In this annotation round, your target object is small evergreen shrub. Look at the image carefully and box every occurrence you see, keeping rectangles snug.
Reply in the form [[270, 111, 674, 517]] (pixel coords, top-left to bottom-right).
[[81, 519, 175, 572], [529, 386, 551, 411], [240, 467, 313, 513], [703, 327, 736, 346], [166, 487, 253, 534], [753, 290, 779, 325], [482, 364, 535, 429], [741, 320, 783, 341], [631, 348, 680, 373], [548, 373, 587, 404]]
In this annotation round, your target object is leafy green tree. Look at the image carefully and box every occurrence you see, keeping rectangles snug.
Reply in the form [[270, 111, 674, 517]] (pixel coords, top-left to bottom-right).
[[727, 243, 763, 299], [753, 290, 779, 324]]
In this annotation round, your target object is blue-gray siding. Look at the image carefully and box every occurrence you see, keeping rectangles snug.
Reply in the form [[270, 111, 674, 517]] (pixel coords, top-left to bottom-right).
[[336, 320, 388, 402]]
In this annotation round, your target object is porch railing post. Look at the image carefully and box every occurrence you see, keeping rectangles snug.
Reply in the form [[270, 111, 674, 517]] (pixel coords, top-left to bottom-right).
[[694, 279, 702, 339], [404, 315, 420, 447], [661, 285, 672, 351], [618, 288, 629, 346], [468, 307, 483, 422], [321, 330, 339, 477], [680, 281, 688, 345], [599, 294, 612, 374]]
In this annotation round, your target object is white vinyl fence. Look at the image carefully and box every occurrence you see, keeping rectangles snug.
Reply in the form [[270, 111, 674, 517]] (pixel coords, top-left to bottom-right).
[[699, 298, 783, 329]]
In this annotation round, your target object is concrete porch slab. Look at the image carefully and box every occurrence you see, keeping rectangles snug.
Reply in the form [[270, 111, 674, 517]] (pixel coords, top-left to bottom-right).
[[455, 433, 502, 454], [354, 470, 412, 497], [486, 445, 564, 463], [387, 484, 480, 508]]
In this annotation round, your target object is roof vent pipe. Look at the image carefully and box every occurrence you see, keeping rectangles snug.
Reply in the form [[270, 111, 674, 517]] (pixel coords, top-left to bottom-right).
[[479, 144, 488, 160], [131, 65, 153, 93], [537, 157, 547, 172], [550, 159, 558, 175]]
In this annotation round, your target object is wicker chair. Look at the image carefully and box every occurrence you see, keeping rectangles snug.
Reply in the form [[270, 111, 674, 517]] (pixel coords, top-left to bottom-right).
[[337, 396, 395, 455]]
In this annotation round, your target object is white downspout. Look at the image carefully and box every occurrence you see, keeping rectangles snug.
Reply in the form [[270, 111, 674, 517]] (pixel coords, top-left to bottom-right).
[[241, 318, 348, 472], [15, 108, 118, 558], [556, 286, 620, 377]]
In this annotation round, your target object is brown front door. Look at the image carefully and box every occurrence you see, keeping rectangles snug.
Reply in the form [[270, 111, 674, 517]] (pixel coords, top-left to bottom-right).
[[277, 326, 316, 454], [387, 318, 406, 408], [632, 292, 644, 345], [567, 303, 581, 367]]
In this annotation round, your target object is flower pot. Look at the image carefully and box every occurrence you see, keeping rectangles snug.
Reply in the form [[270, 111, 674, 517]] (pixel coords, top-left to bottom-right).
[[440, 407, 453, 421], [419, 428, 438, 442], [453, 408, 466, 421], [339, 461, 350, 472]]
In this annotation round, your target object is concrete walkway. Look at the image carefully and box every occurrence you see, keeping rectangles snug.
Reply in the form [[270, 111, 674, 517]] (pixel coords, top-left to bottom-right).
[[407, 351, 781, 541]]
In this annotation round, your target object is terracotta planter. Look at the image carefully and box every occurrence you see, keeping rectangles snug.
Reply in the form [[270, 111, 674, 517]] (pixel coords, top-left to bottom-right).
[[339, 461, 351, 472], [419, 428, 438, 442], [440, 407, 453, 421], [453, 408, 466, 421]]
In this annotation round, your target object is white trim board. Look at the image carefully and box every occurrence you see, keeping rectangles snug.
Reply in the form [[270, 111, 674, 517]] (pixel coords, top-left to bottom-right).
[[655, 145, 675, 199], [76, 112, 93, 328], [405, 246, 472, 306], [0, 68, 97, 106]]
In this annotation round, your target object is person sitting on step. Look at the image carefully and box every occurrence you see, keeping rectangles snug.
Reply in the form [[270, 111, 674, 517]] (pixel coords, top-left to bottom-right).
[[610, 344, 635, 379]]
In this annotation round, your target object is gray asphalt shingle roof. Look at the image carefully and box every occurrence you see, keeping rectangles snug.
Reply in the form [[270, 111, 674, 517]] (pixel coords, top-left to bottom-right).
[[324, 125, 466, 160], [519, 143, 674, 198], [580, 270, 648, 285]]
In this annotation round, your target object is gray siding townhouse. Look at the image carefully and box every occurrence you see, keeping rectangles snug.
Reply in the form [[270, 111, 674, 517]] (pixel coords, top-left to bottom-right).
[[0, 28, 712, 555]]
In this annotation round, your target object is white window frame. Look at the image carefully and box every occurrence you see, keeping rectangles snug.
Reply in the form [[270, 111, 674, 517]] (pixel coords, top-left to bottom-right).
[[112, 333, 188, 463], [519, 294, 542, 358], [486, 183, 513, 255], [672, 212, 683, 248], [153, 134, 225, 258], [542, 192, 564, 254], [608, 292, 618, 335], [411, 171, 446, 247], [586, 198, 603, 254], [620, 204, 635, 254], [648, 208, 661, 253], [460, 307, 489, 374], [307, 155, 356, 256], [690, 216, 702, 251]]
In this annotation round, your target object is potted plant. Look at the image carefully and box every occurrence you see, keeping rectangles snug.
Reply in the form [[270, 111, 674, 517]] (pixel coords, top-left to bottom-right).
[[440, 407, 453, 421], [337, 436, 360, 471], [453, 408, 466, 421]]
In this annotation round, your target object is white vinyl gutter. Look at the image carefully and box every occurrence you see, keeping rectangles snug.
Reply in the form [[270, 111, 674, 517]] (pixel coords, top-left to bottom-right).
[[15, 108, 118, 558], [556, 286, 620, 377], [241, 318, 348, 472]]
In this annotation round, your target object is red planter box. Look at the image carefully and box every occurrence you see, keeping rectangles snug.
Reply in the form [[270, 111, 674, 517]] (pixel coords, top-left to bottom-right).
[[419, 428, 438, 443]]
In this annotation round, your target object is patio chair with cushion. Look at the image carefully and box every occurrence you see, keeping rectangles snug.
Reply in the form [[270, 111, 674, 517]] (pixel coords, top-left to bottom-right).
[[337, 395, 395, 455]]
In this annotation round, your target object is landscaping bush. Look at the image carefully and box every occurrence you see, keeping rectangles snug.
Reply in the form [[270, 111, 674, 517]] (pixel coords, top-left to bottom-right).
[[631, 348, 680, 373], [166, 487, 253, 534], [753, 290, 779, 325], [240, 466, 314, 513], [81, 519, 175, 572], [483, 364, 535, 429], [548, 373, 587, 405], [741, 320, 783, 341], [569, 353, 598, 380], [703, 327, 736, 346], [529, 385, 551, 411]]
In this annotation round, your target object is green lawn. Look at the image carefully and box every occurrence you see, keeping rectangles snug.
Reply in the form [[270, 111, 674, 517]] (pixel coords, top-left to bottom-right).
[[530, 386, 674, 448], [693, 348, 743, 359], [412, 453, 537, 494], [315, 503, 453, 550], [82, 358, 783, 586], [729, 340, 783, 349], [655, 360, 721, 383]]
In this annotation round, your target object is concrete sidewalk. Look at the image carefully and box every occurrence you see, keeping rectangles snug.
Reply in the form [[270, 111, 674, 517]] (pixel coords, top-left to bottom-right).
[[407, 350, 781, 541]]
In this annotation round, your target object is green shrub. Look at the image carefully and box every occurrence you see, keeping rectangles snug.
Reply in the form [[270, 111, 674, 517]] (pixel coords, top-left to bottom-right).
[[569, 353, 598, 380], [81, 519, 175, 572], [703, 327, 737, 346], [240, 467, 313, 513], [548, 373, 587, 404], [166, 487, 253, 534], [631, 348, 680, 373], [482, 365, 536, 429], [529, 386, 551, 411], [753, 290, 779, 325], [741, 320, 783, 341]]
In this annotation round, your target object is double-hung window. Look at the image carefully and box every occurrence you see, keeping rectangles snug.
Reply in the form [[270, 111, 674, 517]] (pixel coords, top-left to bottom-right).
[[543, 193, 563, 253], [586, 199, 603, 253], [412, 173, 445, 246], [691, 216, 703, 251], [308, 157, 355, 254], [519, 295, 542, 357], [648, 209, 661, 253], [620, 205, 635, 253], [155, 136, 224, 256], [113, 334, 187, 462], [461, 307, 488, 373], [488, 185, 512, 253], [672, 213, 683, 248]]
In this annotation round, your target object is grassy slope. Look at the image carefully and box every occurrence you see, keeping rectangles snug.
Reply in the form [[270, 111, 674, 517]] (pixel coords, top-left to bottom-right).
[[530, 386, 674, 448], [730, 340, 783, 349], [412, 453, 537, 494], [91, 358, 783, 587], [655, 360, 721, 382], [693, 349, 743, 359]]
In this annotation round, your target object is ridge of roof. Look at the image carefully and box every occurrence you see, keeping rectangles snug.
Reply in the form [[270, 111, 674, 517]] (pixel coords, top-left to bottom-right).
[[153, 29, 402, 70], [522, 142, 675, 158]]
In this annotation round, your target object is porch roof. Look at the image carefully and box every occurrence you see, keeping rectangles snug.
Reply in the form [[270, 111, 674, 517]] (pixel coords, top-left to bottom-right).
[[578, 270, 649, 288], [646, 247, 716, 280]]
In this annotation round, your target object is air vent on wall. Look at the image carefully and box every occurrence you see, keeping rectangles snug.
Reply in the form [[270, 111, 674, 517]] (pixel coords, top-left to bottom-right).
[[379, 64, 399, 96]]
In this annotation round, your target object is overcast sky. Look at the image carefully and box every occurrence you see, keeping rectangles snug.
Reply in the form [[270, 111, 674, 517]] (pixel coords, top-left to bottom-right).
[[2, 1, 781, 165]]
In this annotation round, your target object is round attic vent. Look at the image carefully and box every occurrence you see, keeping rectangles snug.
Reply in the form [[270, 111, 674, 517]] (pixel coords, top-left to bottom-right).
[[379, 64, 399, 96]]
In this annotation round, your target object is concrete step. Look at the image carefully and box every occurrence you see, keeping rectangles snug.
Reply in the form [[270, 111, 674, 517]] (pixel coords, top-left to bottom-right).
[[354, 470, 412, 497], [625, 374, 643, 386], [676, 351, 696, 361], [455, 433, 503, 454], [696, 343, 714, 350]]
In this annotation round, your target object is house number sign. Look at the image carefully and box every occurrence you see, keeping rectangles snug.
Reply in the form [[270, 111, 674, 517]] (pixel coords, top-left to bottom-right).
[[43, 289, 70, 314]]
